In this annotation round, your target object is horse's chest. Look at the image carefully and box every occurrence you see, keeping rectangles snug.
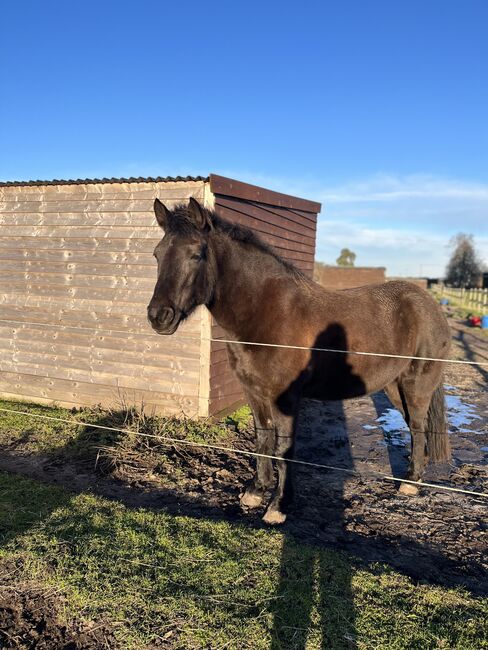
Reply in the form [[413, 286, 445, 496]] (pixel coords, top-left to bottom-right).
[[226, 344, 274, 395]]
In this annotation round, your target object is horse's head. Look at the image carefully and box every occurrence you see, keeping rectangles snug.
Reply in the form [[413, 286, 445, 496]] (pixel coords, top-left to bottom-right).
[[147, 197, 215, 335]]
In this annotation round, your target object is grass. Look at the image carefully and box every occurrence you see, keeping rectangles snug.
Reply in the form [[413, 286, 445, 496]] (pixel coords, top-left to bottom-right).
[[430, 288, 488, 337], [0, 396, 238, 457], [0, 472, 486, 649], [0, 399, 487, 648]]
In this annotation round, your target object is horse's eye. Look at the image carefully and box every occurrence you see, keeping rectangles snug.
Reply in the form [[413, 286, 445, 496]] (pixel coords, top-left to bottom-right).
[[190, 253, 201, 261]]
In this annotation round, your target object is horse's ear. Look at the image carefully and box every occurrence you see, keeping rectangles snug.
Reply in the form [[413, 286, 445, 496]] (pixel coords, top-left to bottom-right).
[[154, 198, 171, 230], [188, 197, 212, 231]]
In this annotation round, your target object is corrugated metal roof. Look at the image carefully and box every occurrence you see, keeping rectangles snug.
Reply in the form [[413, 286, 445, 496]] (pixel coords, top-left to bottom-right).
[[0, 175, 208, 188]]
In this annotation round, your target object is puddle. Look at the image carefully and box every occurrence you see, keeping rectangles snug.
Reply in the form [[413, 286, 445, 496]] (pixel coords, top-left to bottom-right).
[[445, 395, 482, 433], [369, 408, 411, 447], [364, 391, 483, 447]]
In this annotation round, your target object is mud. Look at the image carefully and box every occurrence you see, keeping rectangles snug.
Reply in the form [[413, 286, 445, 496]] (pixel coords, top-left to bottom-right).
[[0, 561, 117, 649]]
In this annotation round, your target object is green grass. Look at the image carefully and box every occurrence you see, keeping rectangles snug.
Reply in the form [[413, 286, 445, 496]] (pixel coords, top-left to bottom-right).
[[0, 400, 487, 648], [0, 397, 236, 458], [224, 404, 253, 431], [0, 477, 486, 649]]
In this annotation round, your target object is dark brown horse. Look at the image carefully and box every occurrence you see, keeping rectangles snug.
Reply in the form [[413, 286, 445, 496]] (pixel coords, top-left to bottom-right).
[[147, 198, 451, 524]]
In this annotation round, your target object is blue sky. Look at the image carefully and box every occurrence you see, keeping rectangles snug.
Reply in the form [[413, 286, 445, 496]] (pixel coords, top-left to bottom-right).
[[1, 1, 487, 275]]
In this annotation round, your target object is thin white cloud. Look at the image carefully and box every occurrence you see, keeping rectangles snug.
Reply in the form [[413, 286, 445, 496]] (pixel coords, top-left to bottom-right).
[[319, 174, 488, 204]]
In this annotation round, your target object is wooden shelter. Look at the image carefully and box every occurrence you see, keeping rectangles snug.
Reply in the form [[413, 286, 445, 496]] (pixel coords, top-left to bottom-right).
[[0, 174, 320, 417]]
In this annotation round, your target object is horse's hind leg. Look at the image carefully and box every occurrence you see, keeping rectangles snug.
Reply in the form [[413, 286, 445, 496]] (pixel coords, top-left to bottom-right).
[[240, 395, 275, 509], [397, 375, 432, 495]]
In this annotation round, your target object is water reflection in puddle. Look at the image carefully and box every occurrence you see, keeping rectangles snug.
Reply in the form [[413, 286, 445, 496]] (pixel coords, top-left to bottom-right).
[[445, 395, 482, 432], [365, 385, 483, 447]]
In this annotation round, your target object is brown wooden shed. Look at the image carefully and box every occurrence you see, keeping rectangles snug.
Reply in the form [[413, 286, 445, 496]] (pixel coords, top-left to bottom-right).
[[0, 174, 320, 417]]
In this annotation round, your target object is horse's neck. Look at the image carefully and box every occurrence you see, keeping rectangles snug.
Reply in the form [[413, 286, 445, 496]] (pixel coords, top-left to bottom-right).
[[208, 234, 290, 340]]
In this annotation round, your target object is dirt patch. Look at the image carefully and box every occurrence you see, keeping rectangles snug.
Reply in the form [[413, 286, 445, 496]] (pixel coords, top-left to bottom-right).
[[0, 561, 117, 649]]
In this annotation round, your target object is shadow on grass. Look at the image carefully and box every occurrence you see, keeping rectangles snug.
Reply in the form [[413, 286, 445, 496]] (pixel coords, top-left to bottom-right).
[[271, 400, 356, 649]]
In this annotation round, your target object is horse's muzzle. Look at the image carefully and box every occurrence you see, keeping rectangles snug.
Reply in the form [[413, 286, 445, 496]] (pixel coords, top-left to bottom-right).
[[147, 305, 182, 335]]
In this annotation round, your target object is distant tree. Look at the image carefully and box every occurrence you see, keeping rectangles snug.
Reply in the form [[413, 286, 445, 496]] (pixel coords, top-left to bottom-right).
[[445, 233, 483, 288], [336, 248, 356, 267]]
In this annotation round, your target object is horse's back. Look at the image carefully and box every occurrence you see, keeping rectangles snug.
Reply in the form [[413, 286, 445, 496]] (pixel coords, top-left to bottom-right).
[[322, 280, 447, 328], [308, 278, 450, 361]]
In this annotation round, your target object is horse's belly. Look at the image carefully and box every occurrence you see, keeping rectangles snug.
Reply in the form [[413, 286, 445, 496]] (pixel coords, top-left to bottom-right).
[[302, 360, 404, 401]]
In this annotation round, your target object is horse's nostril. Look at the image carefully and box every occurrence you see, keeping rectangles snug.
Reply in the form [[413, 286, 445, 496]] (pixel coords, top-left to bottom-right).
[[147, 306, 174, 328], [159, 307, 173, 325], [147, 306, 159, 322]]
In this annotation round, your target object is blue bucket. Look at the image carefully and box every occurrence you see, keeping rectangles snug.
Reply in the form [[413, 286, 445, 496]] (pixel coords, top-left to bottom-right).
[[440, 298, 449, 306], [482, 315, 488, 330]]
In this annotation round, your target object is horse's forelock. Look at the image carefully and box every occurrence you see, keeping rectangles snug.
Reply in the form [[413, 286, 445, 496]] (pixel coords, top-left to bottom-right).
[[164, 204, 201, 237]]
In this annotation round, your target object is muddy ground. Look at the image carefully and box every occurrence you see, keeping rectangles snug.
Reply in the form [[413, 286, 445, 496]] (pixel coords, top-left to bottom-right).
[[0, 560, 117, 649], [0, 317, 486, 639]]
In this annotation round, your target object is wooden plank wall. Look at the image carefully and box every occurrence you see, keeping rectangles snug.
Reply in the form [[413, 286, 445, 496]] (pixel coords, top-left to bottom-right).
[[208, 175, 320, 415], [0, 179, 208, 416]]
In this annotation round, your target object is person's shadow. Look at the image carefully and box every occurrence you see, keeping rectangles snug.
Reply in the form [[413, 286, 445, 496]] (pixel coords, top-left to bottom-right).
[[270, 324, 362, 649]]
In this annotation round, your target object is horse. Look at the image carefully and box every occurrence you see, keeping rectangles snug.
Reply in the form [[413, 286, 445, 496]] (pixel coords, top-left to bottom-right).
[[147, 197, 451, 525]]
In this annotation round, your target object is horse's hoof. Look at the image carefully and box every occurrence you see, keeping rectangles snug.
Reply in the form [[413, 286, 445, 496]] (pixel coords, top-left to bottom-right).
[[398, 481, 420, 496], [240, 490, 263, 509], [262, 508, 287, 526]]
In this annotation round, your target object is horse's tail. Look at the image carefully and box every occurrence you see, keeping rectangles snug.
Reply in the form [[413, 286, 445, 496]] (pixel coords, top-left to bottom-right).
[[426, 381, 450, 462]]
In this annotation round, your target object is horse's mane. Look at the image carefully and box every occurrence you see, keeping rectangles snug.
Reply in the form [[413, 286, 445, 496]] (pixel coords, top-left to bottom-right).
[[167, 204, 309, 282]]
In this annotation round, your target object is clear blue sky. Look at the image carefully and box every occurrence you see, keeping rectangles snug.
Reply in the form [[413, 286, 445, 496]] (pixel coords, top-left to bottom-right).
[[1, 1, 487, 275]]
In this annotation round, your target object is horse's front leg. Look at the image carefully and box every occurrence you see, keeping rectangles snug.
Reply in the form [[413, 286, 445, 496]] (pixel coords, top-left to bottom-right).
[[240, 395, 276, 509], [262, 409, 296, 525]]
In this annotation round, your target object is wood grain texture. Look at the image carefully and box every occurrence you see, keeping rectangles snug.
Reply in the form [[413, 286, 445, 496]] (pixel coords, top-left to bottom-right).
[[0, 181, 206, 413], [210, 174, 321, 213], [0, 372, 199, 416]]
